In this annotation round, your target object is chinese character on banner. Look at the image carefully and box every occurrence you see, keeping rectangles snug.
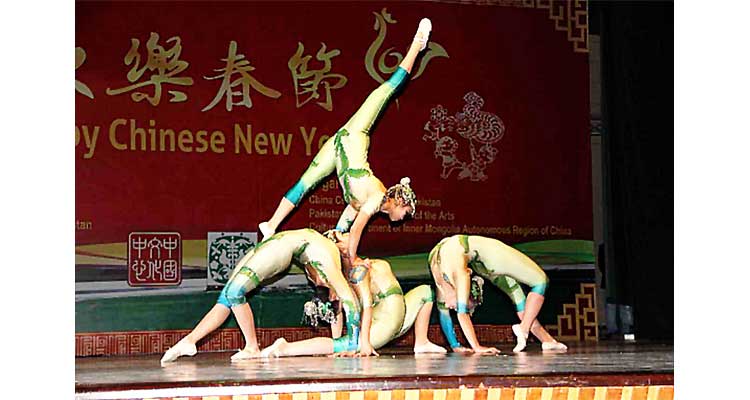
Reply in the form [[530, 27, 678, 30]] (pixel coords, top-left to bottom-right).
[[128, 232, 182, 286], [202, 40, 281, 112], [106, 32, 194, 106], [288, 42, 348, 111], [75, 47, 94, 99]]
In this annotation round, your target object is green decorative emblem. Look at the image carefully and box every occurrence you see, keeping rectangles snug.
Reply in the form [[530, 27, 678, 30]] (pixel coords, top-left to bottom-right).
[[207, 232, 257, 284]]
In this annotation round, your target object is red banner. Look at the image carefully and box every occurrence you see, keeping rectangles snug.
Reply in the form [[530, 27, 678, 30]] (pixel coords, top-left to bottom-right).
[[75, 1, 591, 260]]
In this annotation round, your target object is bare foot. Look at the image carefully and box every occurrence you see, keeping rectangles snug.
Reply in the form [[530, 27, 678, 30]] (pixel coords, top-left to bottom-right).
[[260, 338, 287, 358], [414, 341, 447, 354]]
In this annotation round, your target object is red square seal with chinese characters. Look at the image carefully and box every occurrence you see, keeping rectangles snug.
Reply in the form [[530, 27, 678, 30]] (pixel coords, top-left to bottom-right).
[[128, 232, 182, 286]]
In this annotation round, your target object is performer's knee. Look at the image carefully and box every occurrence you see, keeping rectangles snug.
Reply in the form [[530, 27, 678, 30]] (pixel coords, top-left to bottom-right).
[[217, 285, 247, 308], [530, 277, 549, 296], [515, 299, 527, 312]]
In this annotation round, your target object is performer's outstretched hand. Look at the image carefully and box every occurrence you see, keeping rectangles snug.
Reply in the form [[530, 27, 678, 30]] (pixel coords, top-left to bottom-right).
[[358, 342, 380, 357], [333, 350, 358, 358], [472, 345, 501, 355], [452, 346, 473, 354]]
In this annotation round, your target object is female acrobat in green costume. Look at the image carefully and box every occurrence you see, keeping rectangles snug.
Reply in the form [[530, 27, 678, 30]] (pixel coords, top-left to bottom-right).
[[259, 231, 447, 357], [259, 18, 432, 268], [428, 235, 568, 354], [159, 229, 362, 363]]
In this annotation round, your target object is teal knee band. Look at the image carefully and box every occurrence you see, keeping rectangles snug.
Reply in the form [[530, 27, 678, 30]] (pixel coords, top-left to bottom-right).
[[531, 282, 547, 295], [516, 299, 526, 312], [217, 284, 246, 308], [284, 180, 307, 206], [217, 291, 231, 308], [387, 67, 408, 88], [456, 302, 469, 314]]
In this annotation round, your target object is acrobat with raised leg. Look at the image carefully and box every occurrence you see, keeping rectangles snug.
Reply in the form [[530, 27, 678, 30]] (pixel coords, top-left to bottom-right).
[[258, 18, 433, 269]]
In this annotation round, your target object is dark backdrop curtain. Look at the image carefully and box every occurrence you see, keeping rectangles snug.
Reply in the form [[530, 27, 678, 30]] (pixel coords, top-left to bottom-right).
[[597, 1, 674, 340]]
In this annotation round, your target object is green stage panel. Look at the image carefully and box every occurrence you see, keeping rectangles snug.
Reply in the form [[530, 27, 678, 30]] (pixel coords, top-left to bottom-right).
[[76, 269, 593, 333], [76, 241, 595, 333]]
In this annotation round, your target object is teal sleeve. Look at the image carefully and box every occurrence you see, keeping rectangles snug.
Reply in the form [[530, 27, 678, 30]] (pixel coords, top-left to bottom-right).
[[438, 308, 461, 349], [333, 299, 361, 353], [386, 67, 409, 89]]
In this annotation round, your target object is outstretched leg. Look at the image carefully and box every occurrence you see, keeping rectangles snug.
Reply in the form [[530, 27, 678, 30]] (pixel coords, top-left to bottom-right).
[[342, 19, 431, 136], [259, 136, 336, 239], [260, 337, 334, 357], [400, 18, 432, 73], [160, 304, 231, 364]]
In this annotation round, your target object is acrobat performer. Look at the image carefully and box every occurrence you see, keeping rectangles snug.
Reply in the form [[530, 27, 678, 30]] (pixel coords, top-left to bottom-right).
[[160, 229, 361, 364], [260, 232, 445, 357], [429, 234, 567, 353], [258, 18, 433, 268]]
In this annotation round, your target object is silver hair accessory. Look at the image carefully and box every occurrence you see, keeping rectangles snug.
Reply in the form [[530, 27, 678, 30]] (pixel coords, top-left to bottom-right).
[[385, 177, 417, 216], [302, 298, 337, 327]]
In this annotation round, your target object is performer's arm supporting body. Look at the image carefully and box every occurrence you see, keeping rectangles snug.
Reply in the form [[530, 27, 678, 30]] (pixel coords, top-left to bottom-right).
[[429, 237, 499, 354]]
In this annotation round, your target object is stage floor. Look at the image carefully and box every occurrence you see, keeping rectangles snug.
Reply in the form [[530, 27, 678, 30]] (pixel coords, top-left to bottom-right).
[[76, 341, 673, 397]]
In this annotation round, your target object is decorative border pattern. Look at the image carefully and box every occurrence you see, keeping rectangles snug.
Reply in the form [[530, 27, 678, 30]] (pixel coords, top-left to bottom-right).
[[418, 0, 589, 53], [75, 325, 515, 357], [93, 386, 674, 400], [545, 283, 599, 341], [527, 0, 589, 53]]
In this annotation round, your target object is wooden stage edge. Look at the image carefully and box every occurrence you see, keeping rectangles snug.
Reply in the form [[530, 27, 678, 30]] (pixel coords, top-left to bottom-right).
[[76, 373, 674, 400]]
